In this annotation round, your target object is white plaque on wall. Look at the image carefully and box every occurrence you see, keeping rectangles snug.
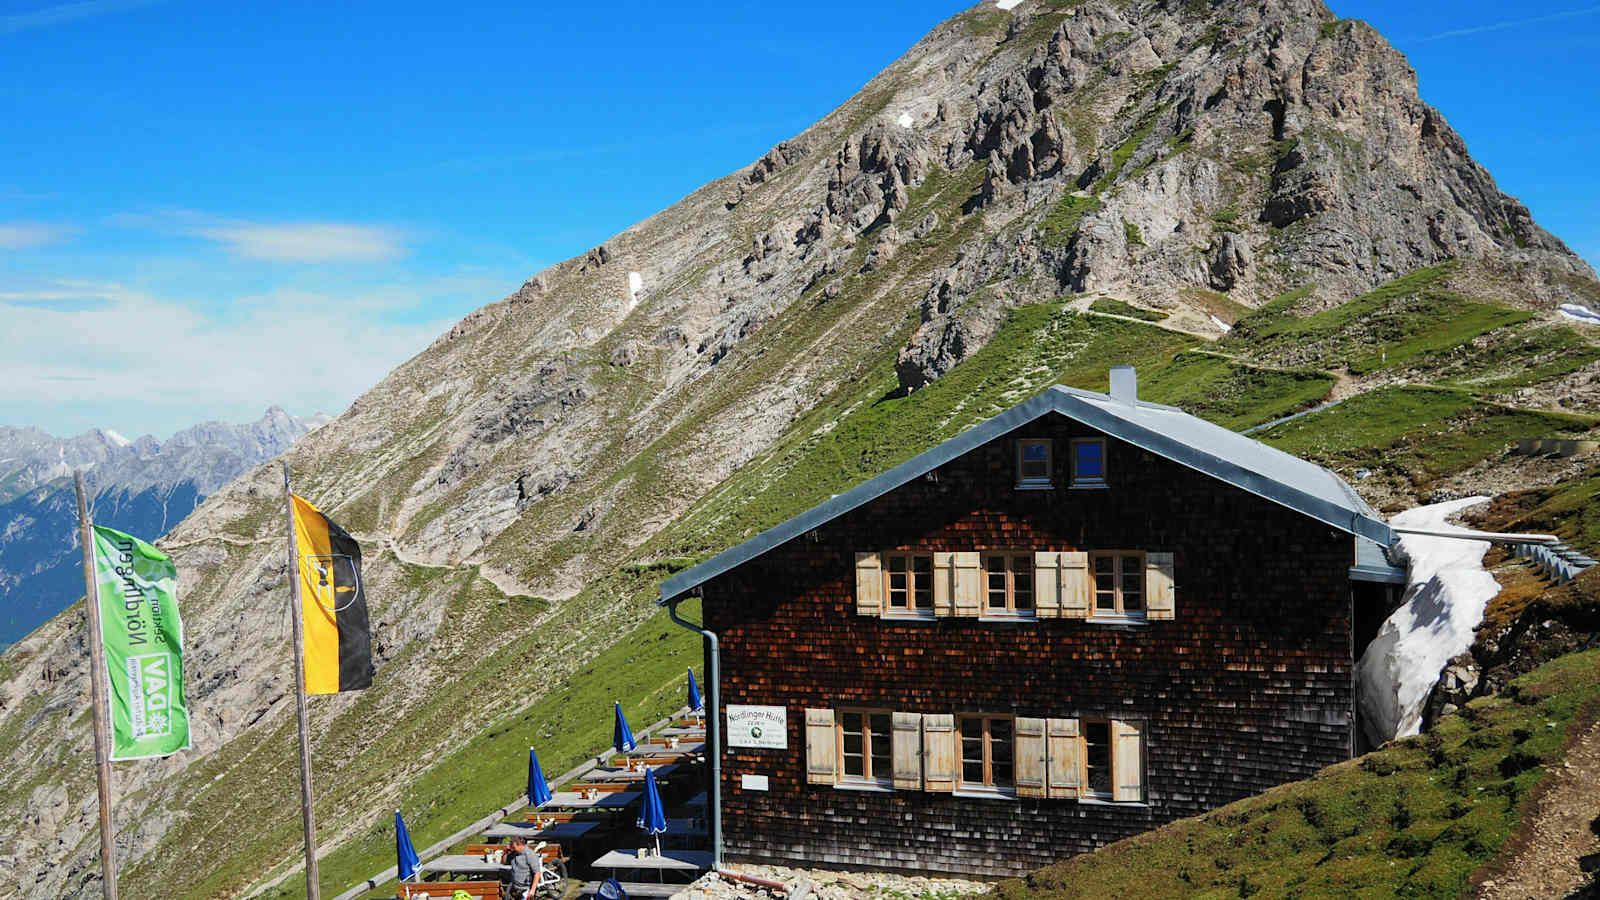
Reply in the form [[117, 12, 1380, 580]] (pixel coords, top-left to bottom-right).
[[740, 774, 770, 791], [725, 704, 788, 749]]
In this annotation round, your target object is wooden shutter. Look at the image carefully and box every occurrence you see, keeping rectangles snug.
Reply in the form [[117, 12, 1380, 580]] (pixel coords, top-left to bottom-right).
[[952, 552, 981, 617], [1113, 719, 1143, 802], [855, 552, 882, 617], [891, 712, 923, 790], [922, 714, 956, 792], [1015, 717, 1047, 798], [805, 709, 836, 785], [1146, 552, 1175, 620], [932, 552, 954, 617], [1061, 551, 1090, 618], [1046, 718, 1081, 800], [1034, 552, 1061, 617]]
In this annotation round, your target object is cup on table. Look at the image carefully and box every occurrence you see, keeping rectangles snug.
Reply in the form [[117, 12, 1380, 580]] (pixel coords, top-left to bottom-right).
[[636, 847, 646, 858]]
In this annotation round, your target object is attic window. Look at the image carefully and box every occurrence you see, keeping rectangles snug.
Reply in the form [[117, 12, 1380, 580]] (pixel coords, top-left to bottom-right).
[[1071, 438, 1107, 488], [1016, 439, 1053, 489]]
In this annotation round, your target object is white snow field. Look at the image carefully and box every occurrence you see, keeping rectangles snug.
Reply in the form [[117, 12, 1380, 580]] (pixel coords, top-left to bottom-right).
[[996, 0, 1025, 9], [102, 428, 131, 447], [1210, 314, 1232, 332], [897, 112, 914, 128], [1355, 496, 1500, 747], [1559, 303, 1600, 325], [628, 271, 643, 309]]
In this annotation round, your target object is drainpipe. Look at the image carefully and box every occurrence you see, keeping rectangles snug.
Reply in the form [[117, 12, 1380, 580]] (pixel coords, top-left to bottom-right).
[[666, 597, 722, 869]]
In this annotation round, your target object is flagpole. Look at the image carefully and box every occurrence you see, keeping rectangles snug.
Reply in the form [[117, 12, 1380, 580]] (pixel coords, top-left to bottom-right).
[[282, 462, 322, 900], [74, 471, 120, 900]]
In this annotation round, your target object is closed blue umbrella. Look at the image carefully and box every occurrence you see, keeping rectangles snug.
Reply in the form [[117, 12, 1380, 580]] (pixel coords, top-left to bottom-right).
[[527, 747, 553, 808], [395, 809, 420, 885], [636, 767, 668, 857], [686, 668, 703, 714], [613, 701, 636, 754]]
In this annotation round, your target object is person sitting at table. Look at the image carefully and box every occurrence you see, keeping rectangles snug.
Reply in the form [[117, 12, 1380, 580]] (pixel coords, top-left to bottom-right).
[[503, 835, 542, 899]]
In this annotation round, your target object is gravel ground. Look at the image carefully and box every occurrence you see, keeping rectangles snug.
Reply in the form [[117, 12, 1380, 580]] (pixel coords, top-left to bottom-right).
[[663, 862, 992, 899], [1475, 717, 1600, 900]]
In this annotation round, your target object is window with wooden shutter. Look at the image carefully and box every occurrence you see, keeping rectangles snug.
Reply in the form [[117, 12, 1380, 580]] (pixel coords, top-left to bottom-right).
[[837, 709, 892, 785], [957, 715, 1014, 791], [805, 708, 836, 785], [1146, 552, 1175, 620], [1092, 551, 1146, 618], [1113, 719, 1144, 802], [1060, 551, 1090, 618], [1046, 718, 1081, 800], [952, 552, 981, 617], [982, 553, 1035, 616], [883, 553, 934, 617], [922, 714, 956, 792], [932, 553, 954, 617], [1015, 717, 1046, 798], [891, 712, 922, 790], [1083, 720, 1112, 799], [1033, 552, 1061, 616], [854, 552, 881, 616]]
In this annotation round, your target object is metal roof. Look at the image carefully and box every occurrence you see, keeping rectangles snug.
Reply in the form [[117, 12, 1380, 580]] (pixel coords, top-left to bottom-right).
[[1351, 535, 1408, 584], [660, 383, 1395, 604]]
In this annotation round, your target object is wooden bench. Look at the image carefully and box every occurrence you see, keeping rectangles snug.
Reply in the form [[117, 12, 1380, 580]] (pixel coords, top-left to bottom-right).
[[578, 882, 681, 898], [397, 881, 500, 899], [462, 843, 564, 863], [522, 811, 583, 823]]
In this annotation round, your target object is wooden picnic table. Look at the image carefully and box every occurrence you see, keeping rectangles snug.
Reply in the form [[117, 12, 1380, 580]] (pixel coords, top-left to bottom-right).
[[658, 726, 705, 737], [483, 820, 600, 841], [416, 854, 509, 878], [592, 848, 713, 878], [544, 789, 640, 810], [583, 762, 681, 783], [659, 818, 708, 837]]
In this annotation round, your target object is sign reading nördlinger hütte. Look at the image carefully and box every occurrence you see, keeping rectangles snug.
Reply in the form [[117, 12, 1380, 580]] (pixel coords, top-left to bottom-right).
[[91, 524, 190, 760], [726, 704, 788, 749]]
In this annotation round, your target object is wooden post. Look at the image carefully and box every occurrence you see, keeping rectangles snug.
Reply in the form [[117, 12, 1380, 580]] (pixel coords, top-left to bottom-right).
[[74, 470, 119, 900], [282, 462, 322, 899]]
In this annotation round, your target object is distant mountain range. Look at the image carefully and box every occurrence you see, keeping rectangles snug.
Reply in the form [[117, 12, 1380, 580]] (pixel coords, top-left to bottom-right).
[[0, 407, 327, 648]]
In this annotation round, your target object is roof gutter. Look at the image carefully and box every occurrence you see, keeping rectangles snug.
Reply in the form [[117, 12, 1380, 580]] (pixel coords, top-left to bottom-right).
[[665, 598, 722, 869], [1390, 527, 1559, 545]]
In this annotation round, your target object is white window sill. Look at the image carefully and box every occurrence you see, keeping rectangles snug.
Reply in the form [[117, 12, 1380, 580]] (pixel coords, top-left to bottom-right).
[[1014, 482, 1055, 491], [953, 787, 1017, 801], [1078, 796, 1149, 808], [979, 614, 1038, 623], [834, 780, 895, 793], [1087, 615, 1149, 627], [882, 611, 937, 622], [1069, 482, 1108, 490]]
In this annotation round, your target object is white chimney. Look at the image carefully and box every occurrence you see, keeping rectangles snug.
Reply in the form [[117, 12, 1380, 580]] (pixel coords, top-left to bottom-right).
[[1109, 366, 1138, 404]]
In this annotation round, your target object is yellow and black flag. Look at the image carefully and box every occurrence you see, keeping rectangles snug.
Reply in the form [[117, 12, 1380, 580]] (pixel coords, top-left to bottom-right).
[[291, 495, 374, 693]]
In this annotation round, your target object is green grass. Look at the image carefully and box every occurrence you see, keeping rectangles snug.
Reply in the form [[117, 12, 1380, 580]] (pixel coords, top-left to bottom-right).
[[1090, 297, 1164, 321], [1041, 193, 1102, 247], [1430, 322, 1600, 392], [996, 650, 1600, 899], [1140, 351, 1335, 431], [1123, 220, 1146, 248], [1258, 386, 1597, 486], [1492, 466, 1600, 556], [1180, 287, 1252, 325], [1224, 262, 1536, 375]]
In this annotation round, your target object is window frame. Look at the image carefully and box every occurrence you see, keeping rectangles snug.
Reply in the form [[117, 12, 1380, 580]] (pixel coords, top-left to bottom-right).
[[1015, 438, 1054, 490], [981, 552, 1037, 619], [835, 707, 894, 788], [1070, 437, 1108, 489], [1081, 718, 1115, 801], [1091, 550, 1147, 620], [956, 713, 1016, 795], [881, 552, 935, 619]]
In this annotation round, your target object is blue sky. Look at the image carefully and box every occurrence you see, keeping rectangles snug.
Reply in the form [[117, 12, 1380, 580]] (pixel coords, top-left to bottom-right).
[[2, 0, 1597, 438]]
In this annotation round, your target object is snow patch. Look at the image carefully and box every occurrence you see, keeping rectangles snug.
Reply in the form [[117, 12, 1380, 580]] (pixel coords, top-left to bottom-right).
[[627, 271, 643, 310], [996, 0, 1025, 8], [1210, 315, 1232, 333], [1559, 303, 1600, 325], [896, 112, 914, 129], [102, 429, 131, 447], [1355, 497, 1498, 747]]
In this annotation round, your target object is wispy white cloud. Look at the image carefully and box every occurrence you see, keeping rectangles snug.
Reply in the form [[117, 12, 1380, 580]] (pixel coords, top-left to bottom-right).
[[1414, 4, 1600, 41], [192, 222, 408, 262], [0, 278, 460, 435], [0, 222, 74, 248], [0, 0, 162, 36]]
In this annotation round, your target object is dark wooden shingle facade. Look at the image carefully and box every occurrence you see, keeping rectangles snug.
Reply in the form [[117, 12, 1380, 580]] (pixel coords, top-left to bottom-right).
[[662, 379, 1397, 877]]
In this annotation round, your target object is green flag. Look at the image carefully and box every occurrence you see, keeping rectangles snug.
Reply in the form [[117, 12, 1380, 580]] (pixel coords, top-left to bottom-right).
[[91, 525, 190, 760]]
